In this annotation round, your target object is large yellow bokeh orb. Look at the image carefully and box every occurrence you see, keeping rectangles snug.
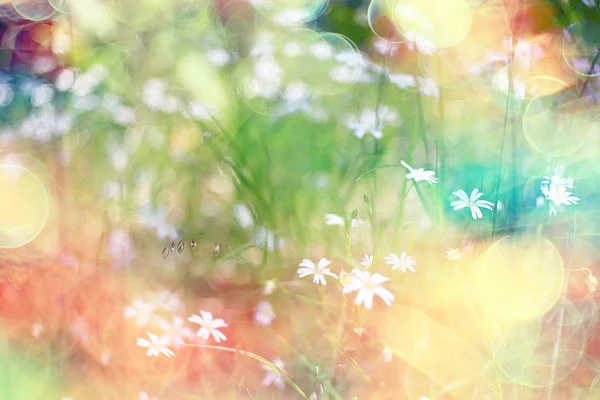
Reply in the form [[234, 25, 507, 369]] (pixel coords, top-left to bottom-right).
[[0, 164, 50, 249], [390, 0, 473, 48], [474, 235, 565, 322]]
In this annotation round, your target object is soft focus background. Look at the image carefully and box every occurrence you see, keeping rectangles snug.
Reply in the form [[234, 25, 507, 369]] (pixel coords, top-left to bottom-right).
[[2, 0, 600, 399]]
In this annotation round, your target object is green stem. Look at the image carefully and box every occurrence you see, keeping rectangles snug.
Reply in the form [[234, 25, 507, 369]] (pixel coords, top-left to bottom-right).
[[183, 343, 308, 399]]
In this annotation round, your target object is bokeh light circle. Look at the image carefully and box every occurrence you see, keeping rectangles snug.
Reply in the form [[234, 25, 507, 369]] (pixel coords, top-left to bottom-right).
[[317, 32, 364, 95], [251, 0, 328, 26], [474, 235, 564, 322], [523, 82, 593, 157], [11, 0, 56, 21], [162, 0, 212, 28], [368, 0, 403, 43], [48, 0, 70, 14], [0, 161, 50, 249], [562, 20, 600, 77], [391, 0, 473, 49], [492, 315, 586, 387]]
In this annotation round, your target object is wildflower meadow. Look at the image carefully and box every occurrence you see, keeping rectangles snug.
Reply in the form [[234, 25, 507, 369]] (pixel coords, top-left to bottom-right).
[[2, 0, 600, 399]]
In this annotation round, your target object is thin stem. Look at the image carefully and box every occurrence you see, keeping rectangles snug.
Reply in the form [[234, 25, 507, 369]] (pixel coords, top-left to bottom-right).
[[183, 343, 308, 399], [435, 51, 446, 235], [544, 209, 575, 400]]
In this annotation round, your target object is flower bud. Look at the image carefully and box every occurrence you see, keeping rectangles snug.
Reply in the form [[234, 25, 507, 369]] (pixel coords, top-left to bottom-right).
[[586, 274, 598, 293]]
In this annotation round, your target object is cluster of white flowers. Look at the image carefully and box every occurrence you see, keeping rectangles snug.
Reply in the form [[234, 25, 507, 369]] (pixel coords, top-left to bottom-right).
[[540, 166, 580, 216], [345, 105, 400, 140], [136, 204, 178, 240]]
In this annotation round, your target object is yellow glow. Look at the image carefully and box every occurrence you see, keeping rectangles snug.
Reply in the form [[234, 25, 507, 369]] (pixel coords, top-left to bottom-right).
[[383, 305, 487, 399], [523, 87, 594, 157], [390, 0, 473, 48], [474, 235, 564, 322], [0, 165, 50, 249]]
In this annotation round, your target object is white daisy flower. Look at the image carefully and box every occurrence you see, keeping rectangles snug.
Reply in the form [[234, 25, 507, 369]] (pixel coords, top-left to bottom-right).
[[188, 310, 228, 343], [136, 332, 175, 358], [254, 300, 276, 326], [450, 189, 494, 220], [541, 169, 579, 216], [383, 345, 392, 363], [400, 160, 438, 184], [361, 254, 374, 269], [404, 31, 437, 55], [447, 248, 463, 260], [417, 76, 439, 98], [325, 213, 345, 226], [261, 357, 286, 389], [388, 73, 416, 89], [385, 252, 417, 273], [343, 269, 395, 309], [233, 204, 254, 229], [124, 300, 157, 328], [345, 109, 382, 139], [297, 258, 338, 286], [157, 316, 194, 347], [31, 322, 43, 338]]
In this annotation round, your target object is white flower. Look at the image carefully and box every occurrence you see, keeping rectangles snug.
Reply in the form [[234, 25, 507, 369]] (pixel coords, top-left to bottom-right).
[[273, 8, 311, 26], [325, 213, 345, 226], [385, 252, 417, 273], [373, 38, 399, 55], [283, 42, 303, 57], [450, 189, 494, 220], [142, 79, 167, 110], [0, 153, 25, 179], [124, 300, 157, 328], [153, 290, 184, 313], [108, 229, 134, 269], [158, 316, 194, 347], [249, 33, 276, 58], [325, 213, 361, 228], [136, 205, 178, 240], [417, 76, 439, 98], [400, 160, 438, 184], [188, 310, 228, 343], [490, 66, 527, 99], [233, 204, 254, 229], [188, 101, 218, 121], [206, 48, 232, 67], [297, 258, 338, 285], [138, 392, 159, 400], [343, 269, 395, 309], [309, 42, 333, 60], [261, 357, 286, 389], [254, 300, 276, 326], [388, 73, 416, 89], [404, 31, 437, 55], [544, 187, 580, 216], [0, 82, 13, 107], [361, 255, 374, 269], [541, 169, 579, 216], [254, 227, 284, 251], [136, 332, 175, 358], [100, 350, 110, 366], [263, 279, 277, 295], [383, 345, 392, 363], [32, 322, 43, 338], [346, 109, 383, 139], [447, 248, 463, 260]]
